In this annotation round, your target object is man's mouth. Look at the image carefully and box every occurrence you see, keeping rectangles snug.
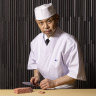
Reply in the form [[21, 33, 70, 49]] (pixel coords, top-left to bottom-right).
[[44, 30, 51, 33]]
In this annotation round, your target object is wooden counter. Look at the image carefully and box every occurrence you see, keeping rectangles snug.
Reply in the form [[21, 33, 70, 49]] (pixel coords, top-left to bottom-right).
[[0, 89, 96, 96]]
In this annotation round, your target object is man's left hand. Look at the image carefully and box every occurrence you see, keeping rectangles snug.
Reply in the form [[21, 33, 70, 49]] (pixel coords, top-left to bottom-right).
[[40, 79, 56, 90]]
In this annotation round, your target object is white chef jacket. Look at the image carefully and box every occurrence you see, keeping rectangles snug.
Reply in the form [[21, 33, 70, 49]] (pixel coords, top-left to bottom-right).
[[27, 27, 86, 88]]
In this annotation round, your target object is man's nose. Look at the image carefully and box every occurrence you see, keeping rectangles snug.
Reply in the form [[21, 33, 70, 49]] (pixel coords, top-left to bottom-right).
[[44, 23, 49, 29]]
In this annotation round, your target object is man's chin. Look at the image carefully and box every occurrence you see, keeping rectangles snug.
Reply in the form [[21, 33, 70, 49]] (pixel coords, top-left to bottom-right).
[[43, 31, 51, 35], [44, 30, 51, 33], [45, 32, 55, 37]]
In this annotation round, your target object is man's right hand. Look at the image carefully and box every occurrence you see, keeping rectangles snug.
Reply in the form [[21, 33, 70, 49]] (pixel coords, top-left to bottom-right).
[[30, 76, 40, 86]]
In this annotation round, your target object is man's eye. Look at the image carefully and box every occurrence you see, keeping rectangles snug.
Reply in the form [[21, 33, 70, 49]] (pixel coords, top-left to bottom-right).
[[39, 22, 43, 25], [47, 20, 52, 23]]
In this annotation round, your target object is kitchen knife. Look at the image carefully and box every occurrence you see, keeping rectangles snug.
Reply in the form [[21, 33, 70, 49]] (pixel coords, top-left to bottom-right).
[[22, 82, 35, 86], [22, 82, 40, 89]]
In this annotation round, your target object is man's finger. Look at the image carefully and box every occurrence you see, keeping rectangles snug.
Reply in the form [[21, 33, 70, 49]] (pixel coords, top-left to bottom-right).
[[34, 78, 39, 84], [40, 83, 48, 89], [40, 79, 48, 84], [41, 85, 48, 90], [40, 80, 47, 86], [30, 77, 35, 84]]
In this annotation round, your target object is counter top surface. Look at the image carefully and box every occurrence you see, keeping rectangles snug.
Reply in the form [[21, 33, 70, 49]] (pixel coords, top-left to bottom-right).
[[0, 89, 96, 96]]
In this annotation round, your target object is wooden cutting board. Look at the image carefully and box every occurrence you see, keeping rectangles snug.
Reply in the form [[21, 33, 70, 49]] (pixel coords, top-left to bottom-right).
[[0, 89, 96, 96]]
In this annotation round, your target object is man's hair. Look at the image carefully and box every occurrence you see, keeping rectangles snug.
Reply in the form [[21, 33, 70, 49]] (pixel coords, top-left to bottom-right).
[[52, 14, 59, 20]]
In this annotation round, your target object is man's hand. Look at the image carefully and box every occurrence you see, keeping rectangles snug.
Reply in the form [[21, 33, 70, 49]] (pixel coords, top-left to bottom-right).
[[40, 79, 56, 90], [30, 76, 40, 85], [30, 69, 40, 85]]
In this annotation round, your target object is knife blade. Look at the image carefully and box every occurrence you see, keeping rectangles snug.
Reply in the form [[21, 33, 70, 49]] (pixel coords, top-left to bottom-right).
[[22, 82, 35, 86], [22, 81, 40, 88]]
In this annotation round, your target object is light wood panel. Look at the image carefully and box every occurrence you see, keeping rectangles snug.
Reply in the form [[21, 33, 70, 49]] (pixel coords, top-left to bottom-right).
[[0, 89, 96, 96]]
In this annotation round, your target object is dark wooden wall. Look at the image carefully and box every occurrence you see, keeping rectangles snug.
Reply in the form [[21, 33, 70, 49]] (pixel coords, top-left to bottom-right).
[[0, 0, 96, 89]]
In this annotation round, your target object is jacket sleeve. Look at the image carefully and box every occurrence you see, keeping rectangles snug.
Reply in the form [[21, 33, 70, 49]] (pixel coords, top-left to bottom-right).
[[62, 38, 86, 81], [27, 42, 37, 70]]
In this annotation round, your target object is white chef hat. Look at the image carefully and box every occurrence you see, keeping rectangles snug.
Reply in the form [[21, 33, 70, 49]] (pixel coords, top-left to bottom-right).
[[34, 3, 56, 20]]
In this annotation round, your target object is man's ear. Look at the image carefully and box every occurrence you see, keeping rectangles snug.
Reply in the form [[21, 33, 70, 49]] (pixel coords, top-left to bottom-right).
[[55, 14, 59, 24], [53, 14, 59, 24], [54, 14, 59, 21]]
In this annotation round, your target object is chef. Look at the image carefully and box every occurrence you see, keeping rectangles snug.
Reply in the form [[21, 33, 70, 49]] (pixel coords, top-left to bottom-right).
[[27, 3, 86, 89]]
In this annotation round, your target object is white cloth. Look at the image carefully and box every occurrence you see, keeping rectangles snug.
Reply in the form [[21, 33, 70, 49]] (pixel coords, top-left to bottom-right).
[[44, 34, 52, 42], [27, 27, 86, 88], [34, 3, 56, 20]]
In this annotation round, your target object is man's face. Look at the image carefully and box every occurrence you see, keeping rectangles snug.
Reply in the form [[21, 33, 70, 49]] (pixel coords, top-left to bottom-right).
[[36, 15, 59, 37]]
